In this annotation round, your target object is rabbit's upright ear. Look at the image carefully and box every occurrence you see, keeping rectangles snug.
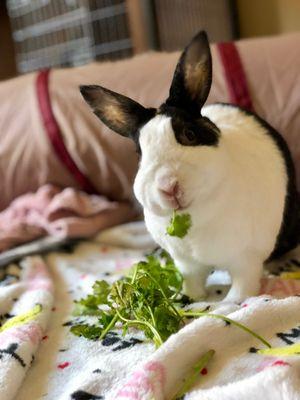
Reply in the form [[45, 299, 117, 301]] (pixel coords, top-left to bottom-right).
[[166, 31, 212, 115], [80, 85, 155, 138]]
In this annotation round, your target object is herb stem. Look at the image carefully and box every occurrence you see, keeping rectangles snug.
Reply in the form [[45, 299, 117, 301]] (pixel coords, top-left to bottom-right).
[[142, 271, 182, 319], [147, 305, 156, 328], [130, 264, 138, 284], [114, 282, 126, 307], [115, 309, 163, 347], [182, 311, 271, 348], [173, 349, 215, 399], [99, 313, 119, 340]]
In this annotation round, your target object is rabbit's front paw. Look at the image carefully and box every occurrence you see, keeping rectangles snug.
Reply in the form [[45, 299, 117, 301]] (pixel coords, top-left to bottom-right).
[[183, 278, 207, 301]]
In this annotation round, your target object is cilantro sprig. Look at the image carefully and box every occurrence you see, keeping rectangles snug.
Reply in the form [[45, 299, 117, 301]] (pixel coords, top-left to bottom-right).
[[166, 210, 192, 238], [70, 250, 271, 350], [71, 250, 186, 347]]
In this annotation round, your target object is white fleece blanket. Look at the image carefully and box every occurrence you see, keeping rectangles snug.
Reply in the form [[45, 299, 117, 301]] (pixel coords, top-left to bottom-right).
[[1, 222, 300, 400]]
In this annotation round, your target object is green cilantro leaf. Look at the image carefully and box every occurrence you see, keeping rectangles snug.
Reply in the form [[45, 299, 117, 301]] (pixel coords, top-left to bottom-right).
[[70, 324, 103, 340], [70, 252, 185, 347], [92, 280, 111, 304], [166, 211, 192, 238]]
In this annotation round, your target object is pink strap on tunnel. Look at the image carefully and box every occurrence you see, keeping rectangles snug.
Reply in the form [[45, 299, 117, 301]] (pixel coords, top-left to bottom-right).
[[217, 41, 254, 112], [36, 69, 98, 194]]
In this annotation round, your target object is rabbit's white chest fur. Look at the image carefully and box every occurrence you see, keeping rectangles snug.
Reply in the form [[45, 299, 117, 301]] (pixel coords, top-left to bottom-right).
[[134, 104, 287, 301]]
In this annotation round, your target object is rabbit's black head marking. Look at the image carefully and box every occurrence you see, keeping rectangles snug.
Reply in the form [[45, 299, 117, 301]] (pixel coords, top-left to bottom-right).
[[158, 104, 219, 147], [80, 31, 218, 151]]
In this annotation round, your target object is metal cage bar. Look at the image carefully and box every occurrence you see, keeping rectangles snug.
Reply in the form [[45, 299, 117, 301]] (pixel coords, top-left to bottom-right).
[[7, 0, 132, 73]]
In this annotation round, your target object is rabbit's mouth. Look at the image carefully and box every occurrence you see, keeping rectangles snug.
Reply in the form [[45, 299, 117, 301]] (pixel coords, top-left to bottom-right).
[[137, 177, 191, 215], [167, 196, 190, 211], [148, 193, 191, 216], [162, 193, 182, 210], [177, 201, 191, 211], [146, 200, 191, 217]]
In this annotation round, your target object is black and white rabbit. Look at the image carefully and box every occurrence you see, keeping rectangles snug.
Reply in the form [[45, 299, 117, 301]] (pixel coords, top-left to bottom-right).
[[80, 31, 300, 302]]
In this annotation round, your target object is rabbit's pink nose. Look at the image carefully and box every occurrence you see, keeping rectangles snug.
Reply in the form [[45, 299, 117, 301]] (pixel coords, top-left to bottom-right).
[[159, 182, 179, 198], [157, 176, 180, 199], [156, 174, 186, 210]]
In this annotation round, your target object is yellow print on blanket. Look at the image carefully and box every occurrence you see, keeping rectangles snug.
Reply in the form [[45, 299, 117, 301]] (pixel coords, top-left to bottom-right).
[[0, 304, 42, 332], [258, 342, 300, 356]]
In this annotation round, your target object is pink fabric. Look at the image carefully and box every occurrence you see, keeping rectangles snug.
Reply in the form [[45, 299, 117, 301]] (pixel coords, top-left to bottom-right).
[[0, 184, 136, 252], [0, 33, 299, 210]]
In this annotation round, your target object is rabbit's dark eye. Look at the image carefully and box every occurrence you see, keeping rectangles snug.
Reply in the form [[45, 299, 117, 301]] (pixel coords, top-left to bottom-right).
[[169, 110, 220, 147], [179, 128, 199, 145], [184, 129, 196, 141]]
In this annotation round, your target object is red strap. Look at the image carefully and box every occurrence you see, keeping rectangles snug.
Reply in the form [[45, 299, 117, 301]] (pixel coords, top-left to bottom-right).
[[36, 69, 98, 194], [217, 42, 254, 112]]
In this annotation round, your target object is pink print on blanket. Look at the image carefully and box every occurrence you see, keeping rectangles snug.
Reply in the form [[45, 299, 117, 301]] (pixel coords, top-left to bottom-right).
[[0, 322, 43, 347], [24, 257, 53, 293], [117, 361, 166, 399], [256, 356, 291, 372]]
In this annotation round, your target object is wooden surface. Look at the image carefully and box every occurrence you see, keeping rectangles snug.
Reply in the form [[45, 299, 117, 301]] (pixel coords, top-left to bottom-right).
[[125, 0, 150, 53]]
